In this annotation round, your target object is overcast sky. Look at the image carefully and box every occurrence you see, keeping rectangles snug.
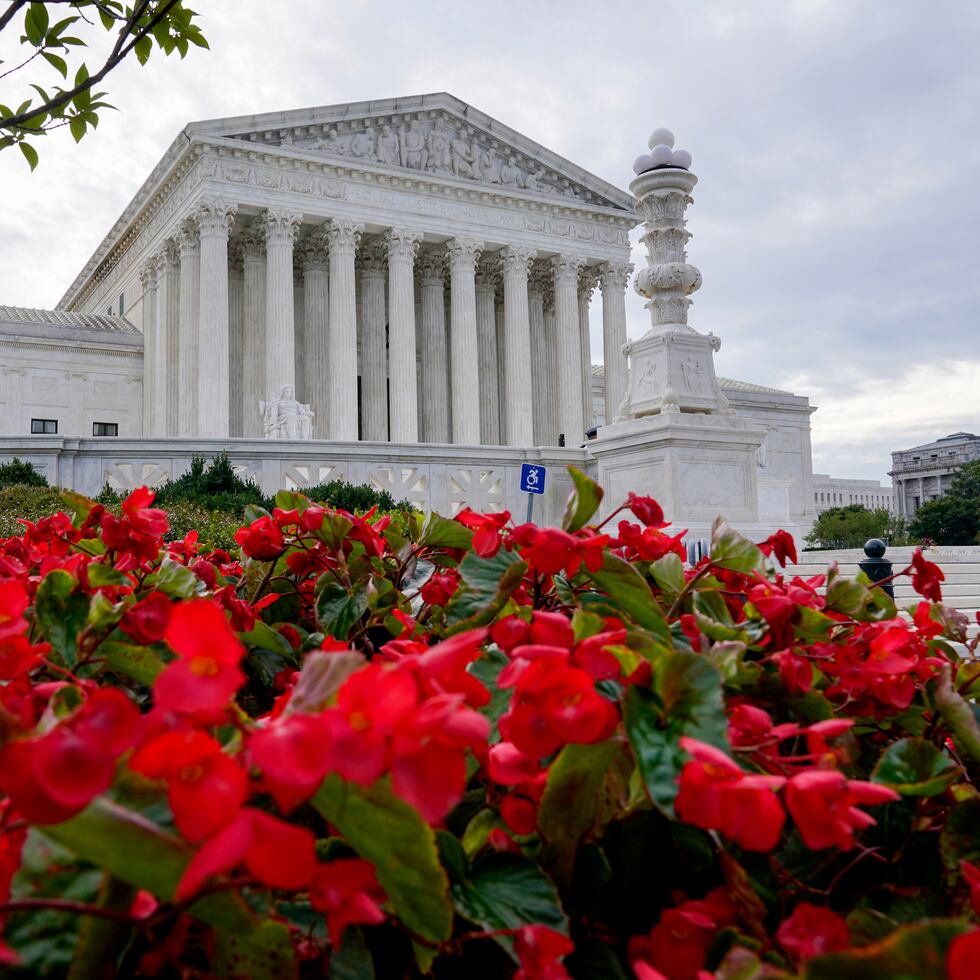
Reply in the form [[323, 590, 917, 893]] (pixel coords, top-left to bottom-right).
[[1, 0, 978, 484]]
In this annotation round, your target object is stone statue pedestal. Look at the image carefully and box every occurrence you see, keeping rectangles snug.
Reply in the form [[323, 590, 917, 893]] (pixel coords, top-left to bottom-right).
[[621, 329, 731, 418], [590, 412, 767, 534]]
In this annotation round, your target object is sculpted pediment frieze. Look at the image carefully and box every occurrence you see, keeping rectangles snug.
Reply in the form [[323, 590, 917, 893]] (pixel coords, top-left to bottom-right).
[[225, 110, 626, 211]]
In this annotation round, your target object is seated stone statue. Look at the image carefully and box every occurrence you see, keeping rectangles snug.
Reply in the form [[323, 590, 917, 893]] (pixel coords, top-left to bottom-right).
[[260, 385, 314, 440]]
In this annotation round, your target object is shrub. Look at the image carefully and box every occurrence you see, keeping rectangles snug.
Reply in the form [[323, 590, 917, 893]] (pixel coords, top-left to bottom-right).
[[302, 477, 412, 514], [0, 484, 66, 536], [0, 474, 977, 978], [153, 451, 268, 513], [0, 456, 48, 488]]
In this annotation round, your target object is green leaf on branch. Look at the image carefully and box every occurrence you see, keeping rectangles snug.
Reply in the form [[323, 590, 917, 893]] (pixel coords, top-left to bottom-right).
[[709, 518, 763, 574], [19, 141, 39, 171], [212, 919, 298, 980], [650, 553, 685, 598], [312, 775, 453, 947], [316, 581, 369, 640], [451, 852, 567, 960], [39, 797, 255, 931], [935, 663, 980, 764], [872, 738, 961, 797], [419, 512, 473, 550], [100, 639, 165, 685], [562, 465, 603, 532], [35, 569, 87, 666], [588, 552, 670, 639], [537, 741, 629, 889], [625, 652, 727, 815], [804, 920, 968, 980], [444, 548, 527, 630]]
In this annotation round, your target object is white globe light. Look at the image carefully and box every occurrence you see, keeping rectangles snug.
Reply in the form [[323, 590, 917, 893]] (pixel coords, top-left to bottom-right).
[[648, 127, 675, 150], [632, 153, 654, 175], [649, 144, 673, 167], [670, 149, 692, 169]]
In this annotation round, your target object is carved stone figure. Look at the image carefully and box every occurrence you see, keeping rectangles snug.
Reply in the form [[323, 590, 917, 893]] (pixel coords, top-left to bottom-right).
[[680, 356, 705, 392], [522, 167, 546, 191], [376, 124, 400, 167], [402, 119, 426, 169], [450, 128, 477, 178], [478, 145, 502, 183], [500, 155, 522, 186], [260, 384, 314, 440], [349, 130, 375, 160], [426, 122, 452, 173]]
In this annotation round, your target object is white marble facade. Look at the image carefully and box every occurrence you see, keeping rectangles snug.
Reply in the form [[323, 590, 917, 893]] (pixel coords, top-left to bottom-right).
[[59, 94, 638, 448]]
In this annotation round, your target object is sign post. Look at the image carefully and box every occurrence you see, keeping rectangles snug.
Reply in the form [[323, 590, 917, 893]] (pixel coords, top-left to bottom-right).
[[519, 463, 546, 523]]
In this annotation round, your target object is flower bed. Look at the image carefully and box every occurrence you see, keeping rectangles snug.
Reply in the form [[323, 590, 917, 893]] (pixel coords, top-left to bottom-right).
[[0, 467, 977, 978]]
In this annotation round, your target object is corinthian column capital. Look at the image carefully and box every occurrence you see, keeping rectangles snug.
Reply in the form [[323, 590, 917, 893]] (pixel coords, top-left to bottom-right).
[[498, 244, 535, 279], [385, 227, 423, 261], [552, 254, 586, 285], [195, 197, 237, 237], [446, 237, 483, 273], [176, 218, 199, 256], [264, 208, 302, 245], [357, 241, 387, 277], [327, 219, 363, 255], [599, 261, 634, 292], [418, 248, 446, 284], [298, 231, 330, 270]]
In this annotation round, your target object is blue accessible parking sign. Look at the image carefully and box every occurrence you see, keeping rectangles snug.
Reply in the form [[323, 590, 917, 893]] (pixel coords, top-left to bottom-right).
[[519, 463, 546, 495]]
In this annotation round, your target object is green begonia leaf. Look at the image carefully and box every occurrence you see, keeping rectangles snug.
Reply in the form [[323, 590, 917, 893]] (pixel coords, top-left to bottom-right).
[[872, 737, 961, 797], [562, 465, 603, 533]]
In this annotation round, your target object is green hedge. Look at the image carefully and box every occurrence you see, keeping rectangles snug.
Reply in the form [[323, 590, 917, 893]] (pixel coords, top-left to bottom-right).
[[0, 457, 48, 489], [0, 485, 67, 537]]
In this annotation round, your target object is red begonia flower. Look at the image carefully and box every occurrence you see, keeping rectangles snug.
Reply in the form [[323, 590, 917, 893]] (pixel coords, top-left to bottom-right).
[[776, 902, 850, 962], [785, 769, 898, 851], [522, 527, 583, 578], [309, 858, 386, 947], [100, 488, 169, 568], [513, 924, 574, 980], [490, 615, 532, 653], [758, 529, 798, 567], [910, 548, 944, 602], [175, 807, 316, 900], [0, 635, 43, 680], [153, 599, 245, 714], [0, 579, 29, 640], [630, 908, 715, 980], [771, 649, 812, 694], [488, 741, 543, 785], [500, 660, 617, 759], [627, 492, 667, 529], [455, 508, 510, 558], [234, 516, 285, 561], [121, 591, 172, 645], [72, 688, 141, 756], [420, 570, 460, 606], [948, 928, 980, 980], [250, 713, 332, 813], [130, 729, 247, 843]]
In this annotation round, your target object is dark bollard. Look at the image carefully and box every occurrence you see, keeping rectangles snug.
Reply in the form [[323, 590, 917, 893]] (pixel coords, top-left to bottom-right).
[[859, 538, 894, 598]]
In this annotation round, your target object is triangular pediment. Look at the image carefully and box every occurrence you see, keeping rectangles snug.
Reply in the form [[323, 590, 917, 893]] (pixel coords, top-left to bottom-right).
[[185, 93, 636, 213]]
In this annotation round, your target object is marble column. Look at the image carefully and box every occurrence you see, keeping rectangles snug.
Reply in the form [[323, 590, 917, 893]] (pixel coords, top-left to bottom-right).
[[359, 242, 388, 441], [326, 219, 362, 441], [578, 267, 599, 431], [527, 265, 549, 444], [176, 219, 200, 438], [446, 238, 482, 445], [599, 262, 633, 425], [543, 289, 559, 444], [196, 198, 236, 438], [552, 255, 586, 445], [386, 228, 423, 443], [156, 239, 180, 438], [475, 256, 500, 446], [228, 243, 245, 437], [240, 226, 266, 437], [301, 231, 330, 438], [418, 248, 449, 443], [293, 266, 306, 402], [264, 208, 302, 406], [495, 291, 506, 441], [139, 259, 159, 436], [499, 245, 535, 447]]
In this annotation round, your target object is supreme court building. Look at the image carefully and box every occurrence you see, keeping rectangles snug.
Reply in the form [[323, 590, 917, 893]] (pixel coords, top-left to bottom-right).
[[0, 94, 818, 535]]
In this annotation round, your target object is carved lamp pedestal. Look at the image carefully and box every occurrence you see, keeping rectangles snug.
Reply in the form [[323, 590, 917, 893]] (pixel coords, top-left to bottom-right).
[[591, 129, 781, 539]]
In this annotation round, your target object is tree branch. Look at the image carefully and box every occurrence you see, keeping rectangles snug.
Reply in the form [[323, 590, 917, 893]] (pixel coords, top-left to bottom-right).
[[0, 0, 180, 132], [0, 1, 27, 35]]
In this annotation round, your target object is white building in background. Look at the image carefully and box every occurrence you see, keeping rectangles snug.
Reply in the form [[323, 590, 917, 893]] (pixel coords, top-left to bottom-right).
[[0, 94, 821, 536], [890, 432, 980, 517], [811, 473, 895, 515]]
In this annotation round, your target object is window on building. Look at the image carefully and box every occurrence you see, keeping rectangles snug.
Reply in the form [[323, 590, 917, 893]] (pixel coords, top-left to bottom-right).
[[30, 418, 57, 434], [93, 422, 119, 437]]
